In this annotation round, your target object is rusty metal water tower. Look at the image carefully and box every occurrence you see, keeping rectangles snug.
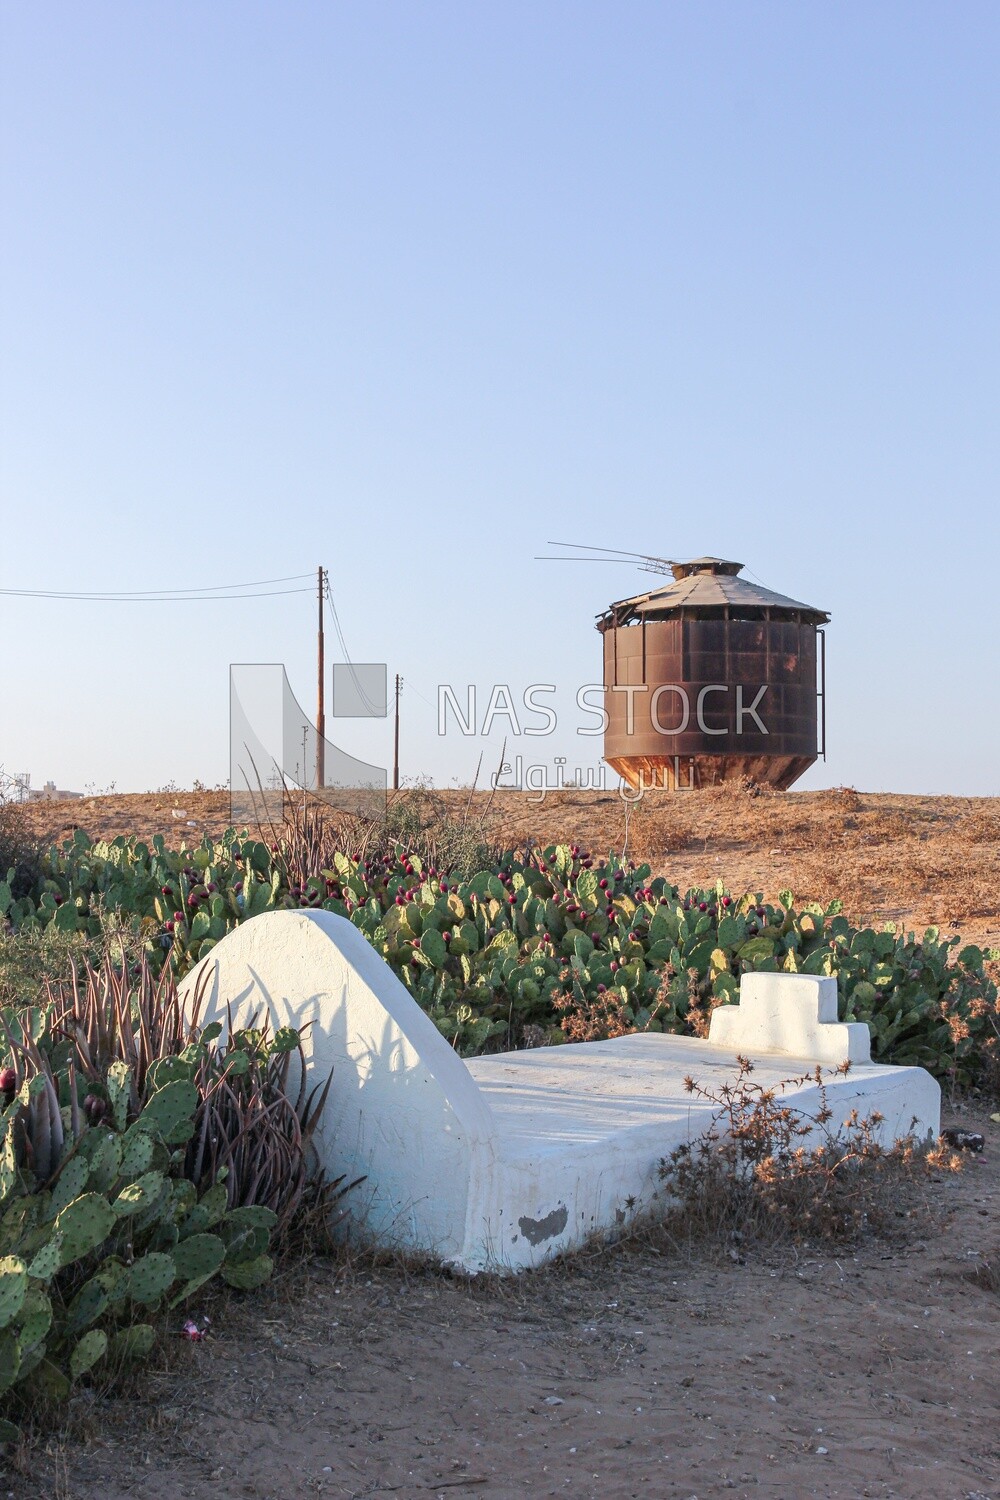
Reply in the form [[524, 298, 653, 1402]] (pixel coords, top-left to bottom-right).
[[591, 553, 830, 791]]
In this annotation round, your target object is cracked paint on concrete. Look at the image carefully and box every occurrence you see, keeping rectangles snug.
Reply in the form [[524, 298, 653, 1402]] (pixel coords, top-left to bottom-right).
[[517, 1204, 569, 1245]]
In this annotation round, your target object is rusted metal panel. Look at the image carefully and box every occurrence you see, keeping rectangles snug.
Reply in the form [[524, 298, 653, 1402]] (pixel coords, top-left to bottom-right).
[[605, 752, 816, 792], [599, 559, 828, 792], [597, 557, 830, 627]]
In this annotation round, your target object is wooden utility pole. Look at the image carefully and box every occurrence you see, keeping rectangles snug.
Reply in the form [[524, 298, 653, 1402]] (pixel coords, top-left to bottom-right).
[[316, 565, 326, 790], [393, 673, 400, 790]]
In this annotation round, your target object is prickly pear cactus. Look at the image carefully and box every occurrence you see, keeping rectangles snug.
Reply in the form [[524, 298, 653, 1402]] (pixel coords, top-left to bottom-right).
[[0, 983, 287, 1438], [0, 1257, 27, 1330], [69, 1328, 107, 1380], [134, 1081, 198, 1146], [171, 1232, 225, 1287], [108, 1323, 154, 1364], [54, 1194, 115, 1265]]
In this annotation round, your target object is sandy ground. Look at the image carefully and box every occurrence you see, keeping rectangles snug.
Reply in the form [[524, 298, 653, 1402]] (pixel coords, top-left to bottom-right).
[[14, 1105, 1000, 1500], [10, 786, 1000, 1500]]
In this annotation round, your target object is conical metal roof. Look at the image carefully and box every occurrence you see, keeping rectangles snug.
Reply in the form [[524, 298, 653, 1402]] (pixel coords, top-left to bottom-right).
[[598, 558, 829, 626]]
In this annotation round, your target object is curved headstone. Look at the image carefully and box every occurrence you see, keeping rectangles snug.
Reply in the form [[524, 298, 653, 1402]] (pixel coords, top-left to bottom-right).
[[180, 911, 940, 1273], [179, 910, 496, 1266]]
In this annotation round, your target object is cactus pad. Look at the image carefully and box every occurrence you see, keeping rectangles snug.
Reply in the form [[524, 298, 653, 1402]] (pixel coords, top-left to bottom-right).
[[54, 1193, 115, 1266], [50, 1156, 91, 1217], [221, 1253, 272, 1291], [0, 1256, 27, 1330], [17, 1285, 53, 1353], [69, 1328, 108, 1381], [26, 1357, 70, 1401], [91, 1256, 130, 1308], [26, 1233, 63, 1282], [127, 1250, 176, 1305], [135, 1080, 197, 1146], [108, 1322, 155, 1364], [86, 1133, 123, 1194], [171, 1232, 225, 1285], [106, 1061, 132, 1132], [67, 1276, 110, 1333], [0, 1329, 21, 1392], [112, 1170, 165, 1219], [117, 1127, 155, 1181], [178, 1182, 228, 1238]]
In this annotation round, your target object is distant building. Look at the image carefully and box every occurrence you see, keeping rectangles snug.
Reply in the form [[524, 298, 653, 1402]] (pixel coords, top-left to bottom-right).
[[26, 779, 84, 803], [1, 770, 85, 803]]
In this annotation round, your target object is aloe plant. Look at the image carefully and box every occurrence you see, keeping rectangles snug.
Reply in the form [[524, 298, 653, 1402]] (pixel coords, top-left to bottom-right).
[[0, 956, 343, 1433]]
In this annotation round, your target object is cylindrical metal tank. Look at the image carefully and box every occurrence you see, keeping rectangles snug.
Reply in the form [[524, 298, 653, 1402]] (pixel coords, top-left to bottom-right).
[[599, 557, 829, 791]]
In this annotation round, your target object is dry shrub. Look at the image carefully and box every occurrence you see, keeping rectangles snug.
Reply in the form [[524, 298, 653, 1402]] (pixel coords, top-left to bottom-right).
[[859, 808, 922, 842], [0, 798, 42, 901], [264, 788, 502, 886], [659, 1056, 961, 1251], [551, 982, 636, 1041], [958, 805, 1000, 844], [549, 965, 687, 1042], [629, 806, 698, 858]]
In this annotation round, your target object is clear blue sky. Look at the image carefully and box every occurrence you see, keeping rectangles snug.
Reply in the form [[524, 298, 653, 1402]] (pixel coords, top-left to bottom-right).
[[2, 2, 998, 797]]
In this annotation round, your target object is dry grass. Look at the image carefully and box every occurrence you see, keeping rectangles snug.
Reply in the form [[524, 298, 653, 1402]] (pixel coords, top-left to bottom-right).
[[20, 782, 999, 949], [656, 1055, 963, 1255]]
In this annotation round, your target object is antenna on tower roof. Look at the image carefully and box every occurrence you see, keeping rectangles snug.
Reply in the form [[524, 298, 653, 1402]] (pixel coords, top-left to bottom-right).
[[535, 541, 675, 577]]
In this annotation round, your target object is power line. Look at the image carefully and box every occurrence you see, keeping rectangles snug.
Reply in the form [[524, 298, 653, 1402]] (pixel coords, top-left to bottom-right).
[[399, 675, 436, 710], [1, 573, 313, 597], [0, 582, 313, 601], [324, 578, 382, 716]]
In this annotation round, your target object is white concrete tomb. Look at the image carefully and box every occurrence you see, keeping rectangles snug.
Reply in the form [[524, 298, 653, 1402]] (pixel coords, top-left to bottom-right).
[[179, 910, 940, 1273]]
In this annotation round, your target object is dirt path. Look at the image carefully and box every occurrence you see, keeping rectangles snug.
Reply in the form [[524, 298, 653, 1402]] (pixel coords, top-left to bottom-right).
[[18, 1108, 1000, 1500]]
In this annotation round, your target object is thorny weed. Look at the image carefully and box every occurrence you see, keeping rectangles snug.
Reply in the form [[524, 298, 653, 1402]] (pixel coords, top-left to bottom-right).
[[251, 780, 504, 890], [659, 1055, 963, 1251]]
